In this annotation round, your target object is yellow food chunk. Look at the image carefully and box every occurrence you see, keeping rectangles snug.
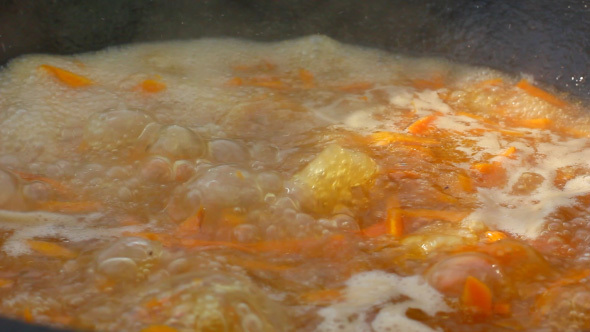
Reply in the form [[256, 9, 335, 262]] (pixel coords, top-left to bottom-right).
[[294, 145, 377, 212]]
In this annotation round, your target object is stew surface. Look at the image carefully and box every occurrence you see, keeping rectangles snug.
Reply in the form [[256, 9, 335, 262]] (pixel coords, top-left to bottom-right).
[[0, 36, 589, 332]]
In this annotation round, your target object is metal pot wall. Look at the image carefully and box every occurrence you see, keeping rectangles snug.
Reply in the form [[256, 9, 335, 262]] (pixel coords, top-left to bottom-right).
[[0, 0, 588, 331]]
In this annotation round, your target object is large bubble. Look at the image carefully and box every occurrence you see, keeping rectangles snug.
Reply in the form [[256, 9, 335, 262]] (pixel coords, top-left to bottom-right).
[[83, 109, 154, 150], [147, 125, 206, 160]]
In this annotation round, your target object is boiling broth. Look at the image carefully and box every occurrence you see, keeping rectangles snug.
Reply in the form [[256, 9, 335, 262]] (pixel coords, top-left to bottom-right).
[[0, 36, 588, 331]]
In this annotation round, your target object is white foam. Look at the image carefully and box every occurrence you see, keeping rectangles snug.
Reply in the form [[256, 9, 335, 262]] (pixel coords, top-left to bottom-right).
[[465, 133, 590, 238], [0, 210, 144, 255], [316, 271, 449, 332]]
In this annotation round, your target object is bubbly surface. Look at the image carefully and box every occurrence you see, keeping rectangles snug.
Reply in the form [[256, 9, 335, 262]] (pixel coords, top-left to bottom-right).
[[0, 36, 589, 331]]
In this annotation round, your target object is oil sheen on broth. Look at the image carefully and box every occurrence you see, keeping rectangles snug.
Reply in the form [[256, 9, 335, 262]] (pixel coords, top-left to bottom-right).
[[0, 36, 589, 332]]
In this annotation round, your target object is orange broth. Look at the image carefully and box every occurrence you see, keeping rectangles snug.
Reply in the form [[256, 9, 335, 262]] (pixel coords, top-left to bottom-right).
[[0, 36, 588, 331]]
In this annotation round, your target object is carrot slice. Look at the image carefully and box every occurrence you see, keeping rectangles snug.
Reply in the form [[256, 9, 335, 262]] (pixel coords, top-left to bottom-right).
[[461, 276, 493, 316], [406, 115, 438, 135], [141, 325, 178, 332], [39, 64, 93, 87], [140, 79, 167, 93], [516, 79, 567, 108], [27, 240, 77, 259]]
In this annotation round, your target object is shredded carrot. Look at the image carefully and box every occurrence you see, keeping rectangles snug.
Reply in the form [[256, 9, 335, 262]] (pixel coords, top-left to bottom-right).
[[498, 129, 526, 137], [387, 169, 422, 180], [412, 74, 445, 90], [248, 77, 287, 90], [124, 232, 173, 246], [358, 95, 369, 101], [406, 115, 438, 135], [546, 269, 590, 289], [39, 64, 93, 87], [387, 208, 404, 237], [476, 78, 504, 88], [0, 279, 13, 288], [234, 259, 293, 272], [232, 60, 276, 72], [48, 314, 73, 325], [461, 276, 493, 317], [144, 298, 160, 309], [400, 209, 470, 222], [140, 79, 167, 93], [96, 278, 116, 292], [469, 127, 525, 138], [369, 131, 440, 146], [386, 196, 403, 237], [493, 302, 511, 315], [180, 239, 254, 253], [361, 221, 388, 238], [397, 144, 435, 158], [299, 68, 315, 88], [334, 82, 373, 93], [37, 200, 102, 213], [220, 211, 246, 226], [300, 288, 343, 304], [23, 307, 33, 322], [485, 231, 507, 243], [514, 118, 553, 129], [562, 127, 590, 138], [471, 161, 507, 188], [141, 325, 178, 332], [253, 80, 286, 89], [457, 173, 475, 192], [500, 146, 517, 158], [11, 170, 70, 195], [456, 111, 496, 125], [226, 77, 244, 86], [516, 79, 567, 108], [27, 240, 77, 259], [176, 206, 204, 234]]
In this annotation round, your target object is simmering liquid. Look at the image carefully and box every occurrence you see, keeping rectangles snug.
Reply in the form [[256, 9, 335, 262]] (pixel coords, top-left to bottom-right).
[[0, 36, 589, 331]]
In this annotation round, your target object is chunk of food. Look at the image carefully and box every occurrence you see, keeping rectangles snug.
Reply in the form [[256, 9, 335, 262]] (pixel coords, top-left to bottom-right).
[[294, 144, 377, 212]]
